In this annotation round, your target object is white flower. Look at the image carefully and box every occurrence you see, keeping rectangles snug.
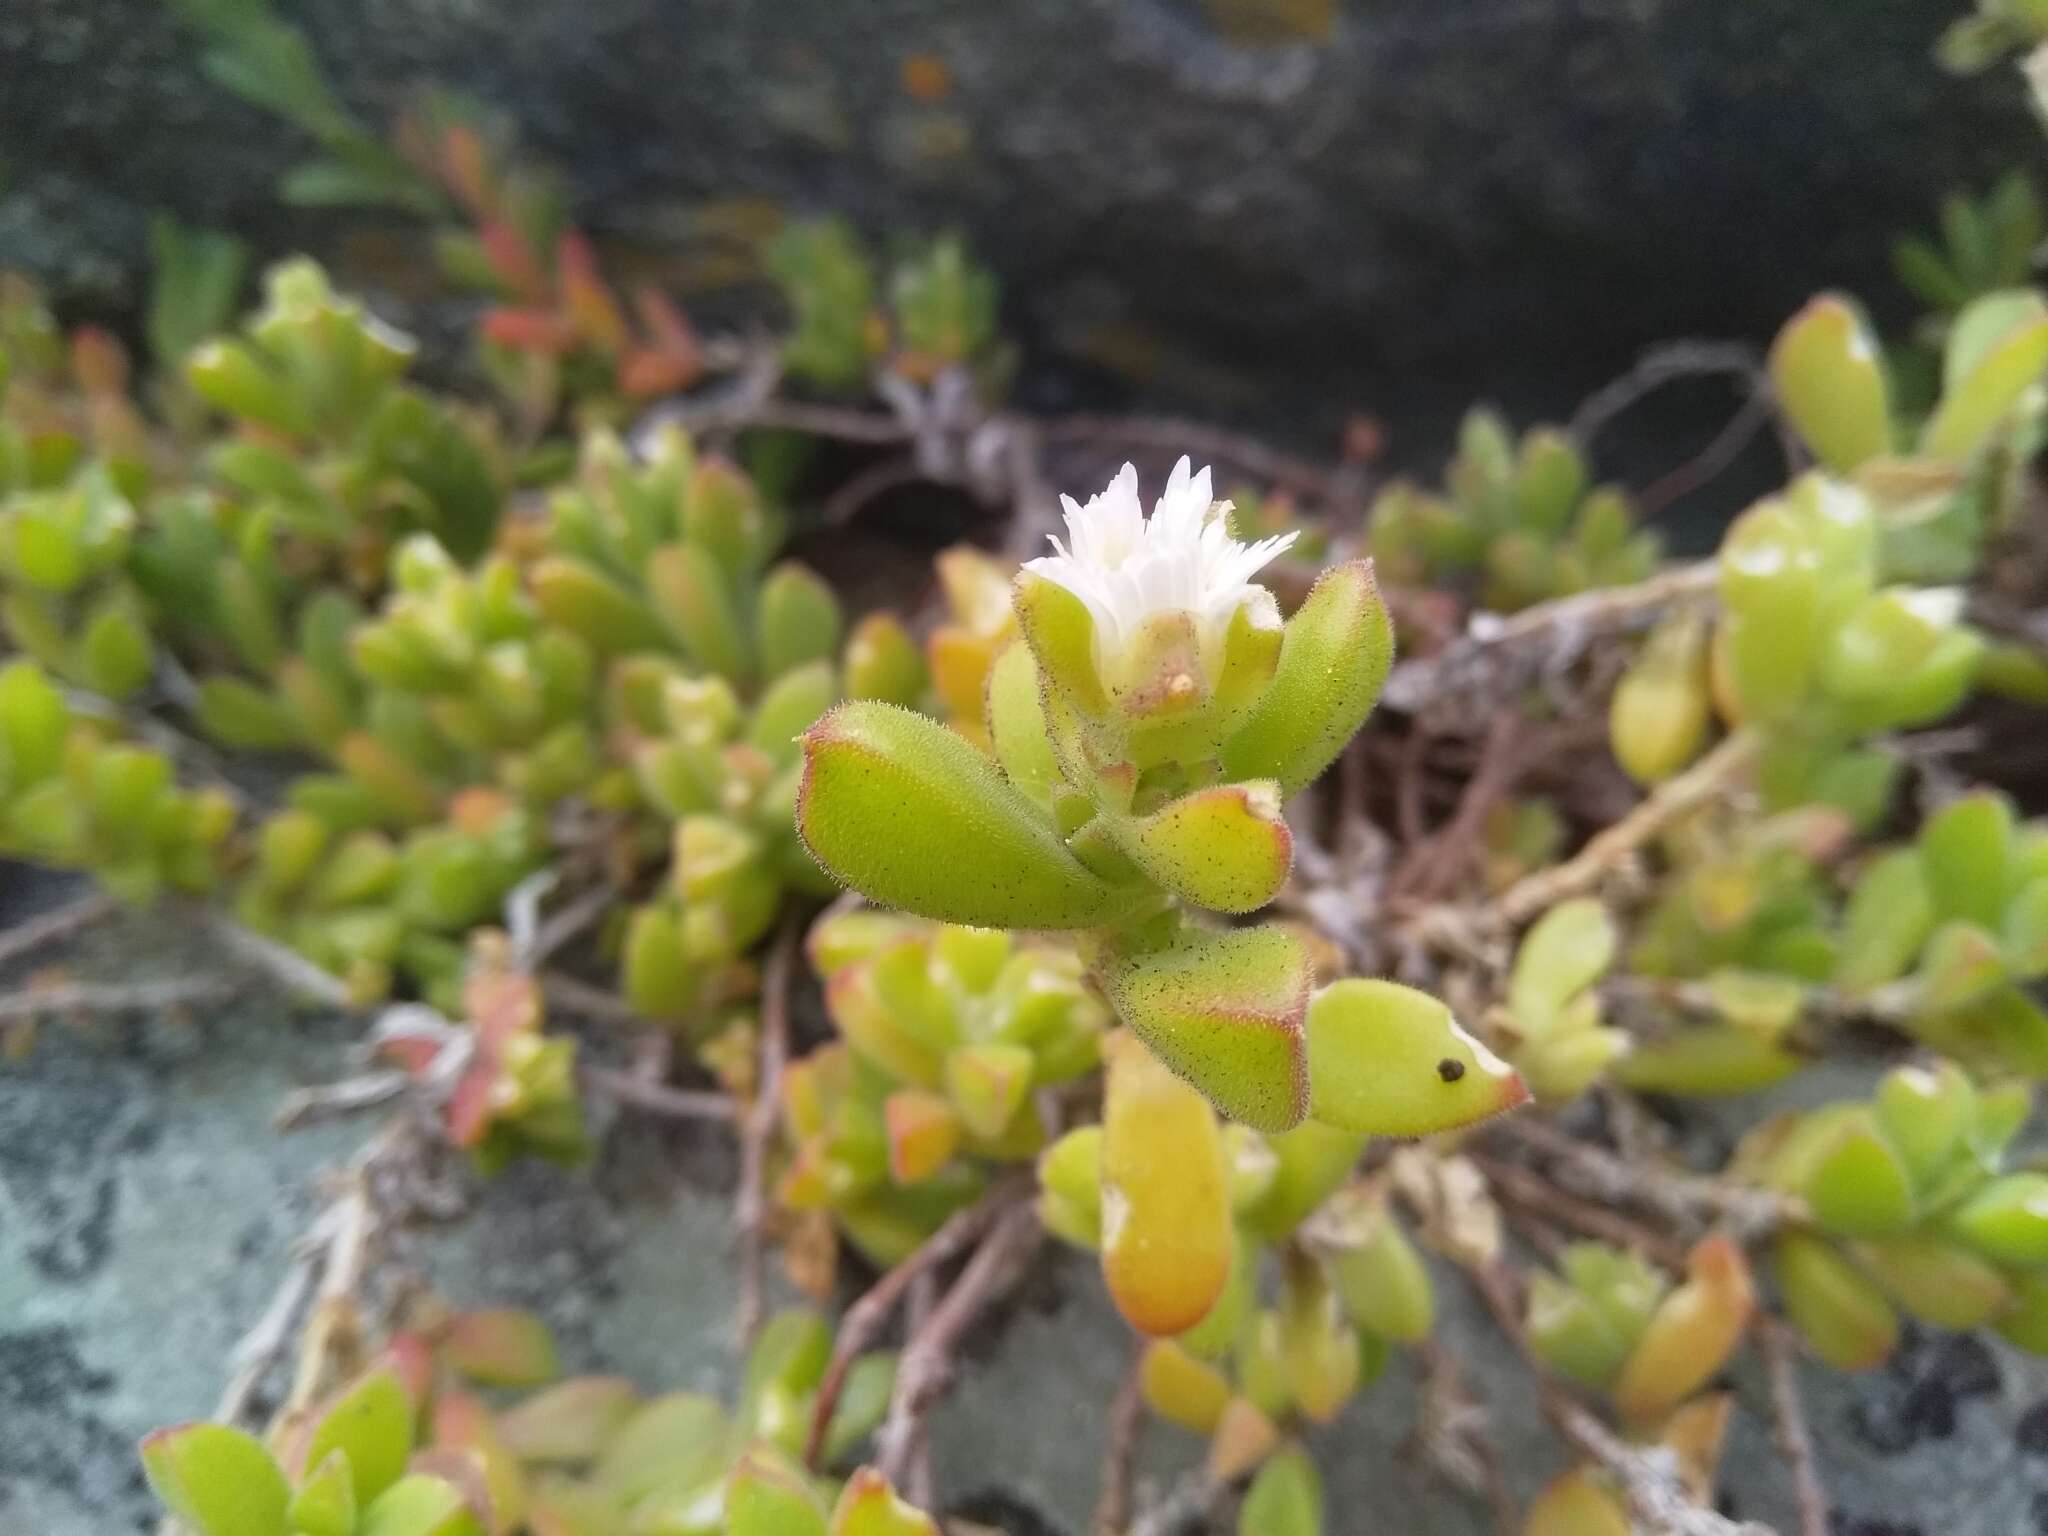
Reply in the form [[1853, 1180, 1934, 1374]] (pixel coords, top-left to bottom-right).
[[1024, 457, 1297, 657]]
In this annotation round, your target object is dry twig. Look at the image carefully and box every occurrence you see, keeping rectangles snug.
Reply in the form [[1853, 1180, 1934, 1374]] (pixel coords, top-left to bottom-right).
[[1496, 728, 1757, 926], [581, 1064, 739, 1123], [801, 1178, 1025, 1467], [873, 1202, 1044, 1484], [1381, 561, 1717, 726], [1498, 1116, 1797, 1244], [1757, 1318, 1831, 1536], [1093, 1344, 1150, 1536], [1467, 1151, 1688, 1270], [0, 973, 237, 1022], [0, 890, 118, 972]]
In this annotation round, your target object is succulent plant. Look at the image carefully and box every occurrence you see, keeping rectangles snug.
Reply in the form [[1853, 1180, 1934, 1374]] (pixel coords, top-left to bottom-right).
[[1832, 791, 2048, 1072], [0, 659, 236, 903], [1769, 290, 2048, 581], [769, 222, 1006, 394], [797, 460, 1525, 1176], [1493, 899, 1628, 1104], [1737, 1059, 2047, 1367], [141, 1297, 913, 1536], [1368, 409, 1659, 612], [1526, 1235, 1754, 1425], [777, 910, 1105, 1264]]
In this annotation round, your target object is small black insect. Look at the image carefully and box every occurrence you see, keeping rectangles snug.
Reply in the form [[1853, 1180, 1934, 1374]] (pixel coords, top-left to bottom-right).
[[1436, 1058, 1465, 1083]]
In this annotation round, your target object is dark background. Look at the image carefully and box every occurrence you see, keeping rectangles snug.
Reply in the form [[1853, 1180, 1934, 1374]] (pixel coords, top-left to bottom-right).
[[2, 0, 2037, 542]]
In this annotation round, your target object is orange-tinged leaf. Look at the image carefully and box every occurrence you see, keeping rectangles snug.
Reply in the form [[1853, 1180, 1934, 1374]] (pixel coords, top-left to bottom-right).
[[1101, 1031, 1234, 1335], [827, 1467, 939, 1536], [944, 1042, 1034, 1141], [1612, 1235, 1754, 1423], [1660, 1392, 1733, 1504], [1205, 1397, 1281, 1483], [444, 1307, 561, 1387], [884, 1090, 962, 1184]]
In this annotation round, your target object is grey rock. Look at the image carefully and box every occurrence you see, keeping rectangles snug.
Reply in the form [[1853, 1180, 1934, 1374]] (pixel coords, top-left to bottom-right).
[[0, 0, 2034, 476]]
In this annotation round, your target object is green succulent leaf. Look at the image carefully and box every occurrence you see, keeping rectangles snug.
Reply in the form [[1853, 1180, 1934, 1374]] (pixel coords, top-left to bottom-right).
[[1101, 925, 1312, 1133], [1304, 979, 1529, 1136], [1118, 780, 1293, 914], [1219, 560, 1392, 798], [797, 701, 1135, 928], [139, 1422, 291, 1536], [1239, 1445, 1323, 1536], [1768, 295, 1893, 473]]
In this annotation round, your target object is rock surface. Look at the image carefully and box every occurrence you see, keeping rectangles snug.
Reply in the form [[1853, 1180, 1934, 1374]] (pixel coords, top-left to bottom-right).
[[0, 0, 2036, 464], [4, 901, 2047, 1535]]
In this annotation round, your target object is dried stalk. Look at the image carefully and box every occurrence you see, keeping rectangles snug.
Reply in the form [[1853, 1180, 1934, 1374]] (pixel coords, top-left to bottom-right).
[[208, 912, 354, 1009], [0, 890, 117, 972], [1381, 560, 1717, 725], [1467, 1152, 1688, 1270], [802, 1179, 1025, 1468], [873, 1203, 1044, 1484], [1757, 1319, 1831, 1536], [1496, 728, 1757, 926], [0, 973, 237, 1022], [275, 1070, 411, 1131], [1497, 1117, 1797, 1245], [581, 1064, 738, 1122], [1093, 1344, 1149, 1536]]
